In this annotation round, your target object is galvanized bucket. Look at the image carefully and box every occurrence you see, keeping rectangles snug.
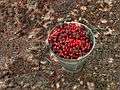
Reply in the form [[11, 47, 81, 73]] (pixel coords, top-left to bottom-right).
[[47, 22, 95, 73]]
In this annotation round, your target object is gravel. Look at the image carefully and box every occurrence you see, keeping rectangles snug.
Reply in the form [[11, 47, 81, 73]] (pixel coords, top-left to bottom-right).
[[0, 0, 120, 90]]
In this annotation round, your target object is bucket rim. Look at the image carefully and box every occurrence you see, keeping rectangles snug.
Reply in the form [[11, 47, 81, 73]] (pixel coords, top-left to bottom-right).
[[47, 21, 96, 62]]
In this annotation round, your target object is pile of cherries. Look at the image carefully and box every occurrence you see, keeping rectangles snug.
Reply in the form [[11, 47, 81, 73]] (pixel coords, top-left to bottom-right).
[[48, 23, 93, 60]]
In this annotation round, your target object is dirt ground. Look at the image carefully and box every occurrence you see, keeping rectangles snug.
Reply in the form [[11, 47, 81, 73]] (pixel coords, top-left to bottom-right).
[[0, 0, 120, 90]]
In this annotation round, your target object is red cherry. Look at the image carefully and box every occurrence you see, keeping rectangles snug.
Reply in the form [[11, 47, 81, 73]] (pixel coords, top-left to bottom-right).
[[48, 23, 93, 59]]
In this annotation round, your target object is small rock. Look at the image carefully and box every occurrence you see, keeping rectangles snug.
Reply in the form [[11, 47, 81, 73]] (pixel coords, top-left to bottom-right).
[[87, 82, 94, 90], [108, 58, 114, 63], [73, 85, 77, 90], [0, 81, 6, 88], [95, 67, 98, 70], [40, 60, 47, 65], [100, 19, 108, 24], [56, 82, 60, 88], [80, 81, 83, 85], [80, 6, 87, 11], [61, 78, 65, 82], [23, 83, 30, 88]]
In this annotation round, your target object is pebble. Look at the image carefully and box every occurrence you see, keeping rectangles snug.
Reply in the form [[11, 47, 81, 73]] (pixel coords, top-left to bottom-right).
[[100, 19, 108, 24], [108, 58, 114, 63], [73, 85, 77, 90], [56, 82, 60, 88], [87, 82, 95, 90], [80, 81, 83, 85], [40, 60, 47, 64], [80, 6, 87, 11]]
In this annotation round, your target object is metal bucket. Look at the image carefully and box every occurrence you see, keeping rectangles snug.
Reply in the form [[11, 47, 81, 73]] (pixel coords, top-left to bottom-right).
[[47, 22, 96, 73]]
